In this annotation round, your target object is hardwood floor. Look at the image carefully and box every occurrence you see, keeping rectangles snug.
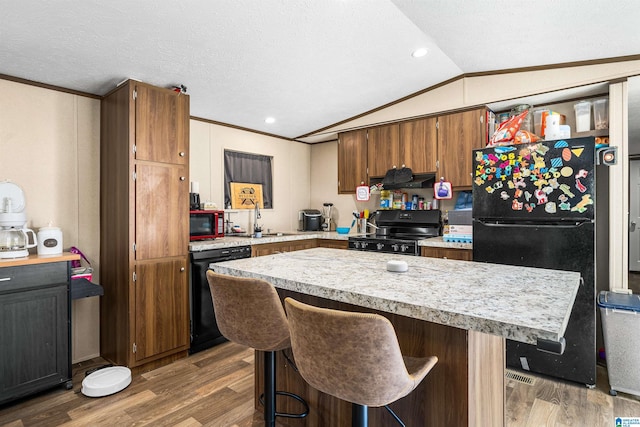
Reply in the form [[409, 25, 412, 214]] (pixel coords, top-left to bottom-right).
[[1, 341, 639, 426]]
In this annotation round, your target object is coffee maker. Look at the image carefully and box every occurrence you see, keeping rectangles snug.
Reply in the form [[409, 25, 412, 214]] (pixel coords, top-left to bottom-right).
[[190, 181, 201, 210], [0, 180, 37, 259]]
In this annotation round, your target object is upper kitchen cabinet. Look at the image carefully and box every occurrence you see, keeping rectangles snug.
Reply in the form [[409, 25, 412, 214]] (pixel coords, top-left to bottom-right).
[[367, 123, 400, 178], [134, 83, 189, 165], [437, 107, 487, 188], [399, 117, 438, 175], [338, 129, 368, 194], [100, 80, 190, 370]]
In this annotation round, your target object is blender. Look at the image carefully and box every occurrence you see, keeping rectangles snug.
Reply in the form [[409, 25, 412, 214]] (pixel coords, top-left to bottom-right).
[[0, 181, 37, 258], [322, 202, 334, 231]]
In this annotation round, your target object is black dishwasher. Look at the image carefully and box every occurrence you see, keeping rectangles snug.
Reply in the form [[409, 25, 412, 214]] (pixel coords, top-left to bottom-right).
[[189, 245, 252, 354]]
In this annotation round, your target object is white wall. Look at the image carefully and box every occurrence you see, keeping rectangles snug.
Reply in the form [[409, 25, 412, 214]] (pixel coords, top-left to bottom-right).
[[309, 140, 456, 229], [0, 79, 101, 363], [189, 120, 312, 233]]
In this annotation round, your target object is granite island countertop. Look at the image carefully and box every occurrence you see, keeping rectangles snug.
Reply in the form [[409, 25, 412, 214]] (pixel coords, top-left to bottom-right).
[[212, 247, 580, 345]]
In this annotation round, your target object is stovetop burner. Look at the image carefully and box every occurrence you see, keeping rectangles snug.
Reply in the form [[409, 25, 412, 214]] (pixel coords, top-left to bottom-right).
[[348, 209, 441, 256], [348, 235, 430, 256]]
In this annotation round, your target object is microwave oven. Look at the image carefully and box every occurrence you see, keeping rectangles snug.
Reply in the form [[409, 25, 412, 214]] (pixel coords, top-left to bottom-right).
[[190, 210, 224, 240]]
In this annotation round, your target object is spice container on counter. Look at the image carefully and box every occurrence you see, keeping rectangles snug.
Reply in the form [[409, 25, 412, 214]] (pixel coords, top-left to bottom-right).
[[418, 197, 425, 210], [392, 191, 404, 210], [379, 190, 391, 210]]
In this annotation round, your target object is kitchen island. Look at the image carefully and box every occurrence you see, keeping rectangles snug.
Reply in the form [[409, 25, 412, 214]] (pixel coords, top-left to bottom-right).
[[212, 248, 580, 426]]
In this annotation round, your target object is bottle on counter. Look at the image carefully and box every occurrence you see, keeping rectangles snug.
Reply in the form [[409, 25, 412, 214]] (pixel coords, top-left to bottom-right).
[[380, 190, 391, 210], [442, 210, 449, 235], [393, 191, 403, 210]]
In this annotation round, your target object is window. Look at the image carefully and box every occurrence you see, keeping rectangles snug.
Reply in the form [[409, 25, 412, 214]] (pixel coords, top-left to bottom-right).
[[224, 150, 273, 209]]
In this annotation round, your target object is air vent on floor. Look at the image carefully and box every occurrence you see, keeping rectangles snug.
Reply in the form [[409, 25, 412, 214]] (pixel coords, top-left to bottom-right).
[[505, 369, 536, 385]]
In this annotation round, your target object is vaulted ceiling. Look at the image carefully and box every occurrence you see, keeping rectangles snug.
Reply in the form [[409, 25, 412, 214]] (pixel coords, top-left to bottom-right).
[[1, 1, 639, 140]]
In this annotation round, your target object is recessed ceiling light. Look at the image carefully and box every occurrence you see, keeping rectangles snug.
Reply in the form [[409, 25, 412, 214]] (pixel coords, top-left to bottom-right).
[[411, 48, 428, 58], [265, 117, 276, 124]]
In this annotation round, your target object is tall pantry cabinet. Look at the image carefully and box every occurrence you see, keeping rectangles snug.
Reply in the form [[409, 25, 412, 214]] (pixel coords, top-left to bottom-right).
[[100, 80, 190, 370]]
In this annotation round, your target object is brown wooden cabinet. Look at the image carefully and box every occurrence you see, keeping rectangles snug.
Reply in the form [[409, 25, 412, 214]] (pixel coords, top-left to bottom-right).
[[437, 108, 487, 188], [400, 117, 438, 174], [367, 123, 400, 178], [100, 80, 190, 370], [337, 107, 486, 191], [135, 162, 189, 260], [421, 246, 472, 261], [134, 84, 189, 165], [252, 239, 317, 257], [317, 239, 349, 250], [338, 129, 368, 194]]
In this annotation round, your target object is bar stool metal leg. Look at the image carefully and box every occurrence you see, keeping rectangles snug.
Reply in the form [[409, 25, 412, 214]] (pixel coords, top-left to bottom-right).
[[264, 351, 276, 427], [260, 350, 309, 426], [352, 403, 368, 427]]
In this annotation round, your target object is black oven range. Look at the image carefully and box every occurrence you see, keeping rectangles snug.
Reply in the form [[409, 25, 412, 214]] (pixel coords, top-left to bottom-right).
[[348, 209, 441, 256]]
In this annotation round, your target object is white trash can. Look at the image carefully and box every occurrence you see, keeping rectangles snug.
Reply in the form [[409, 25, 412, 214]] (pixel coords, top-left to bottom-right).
[[598, 291, 640, 397]]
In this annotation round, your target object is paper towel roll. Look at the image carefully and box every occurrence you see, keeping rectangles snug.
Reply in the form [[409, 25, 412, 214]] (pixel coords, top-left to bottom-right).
[[190, 181, 200, 193]]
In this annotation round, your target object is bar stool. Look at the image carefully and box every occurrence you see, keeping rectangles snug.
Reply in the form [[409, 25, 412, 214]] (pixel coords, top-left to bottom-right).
[[206, 271, 309, 427], [284, 297, 437, 427]]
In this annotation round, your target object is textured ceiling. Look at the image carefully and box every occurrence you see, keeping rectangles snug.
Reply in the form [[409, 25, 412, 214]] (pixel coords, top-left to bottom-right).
[[1, 0, 639, 140]]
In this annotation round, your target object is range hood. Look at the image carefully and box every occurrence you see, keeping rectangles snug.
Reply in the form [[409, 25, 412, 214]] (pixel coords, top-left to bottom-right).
[[371, 167, 436, 190]]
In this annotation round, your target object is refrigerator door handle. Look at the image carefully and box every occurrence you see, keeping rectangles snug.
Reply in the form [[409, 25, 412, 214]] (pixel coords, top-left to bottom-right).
[[477, 221, 589, 229], [536, 337, 566, 355]]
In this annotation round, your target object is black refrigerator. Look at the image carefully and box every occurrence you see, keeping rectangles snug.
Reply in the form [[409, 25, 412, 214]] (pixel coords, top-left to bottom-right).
[[472, 136, 605, 387]]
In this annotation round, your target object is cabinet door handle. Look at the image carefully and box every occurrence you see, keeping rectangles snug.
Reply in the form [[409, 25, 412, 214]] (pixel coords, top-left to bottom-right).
[[179, 151, 185, 157], [180, 267, 185, 272], [0, 277, 11, 282], [180, 176, 186, 181]]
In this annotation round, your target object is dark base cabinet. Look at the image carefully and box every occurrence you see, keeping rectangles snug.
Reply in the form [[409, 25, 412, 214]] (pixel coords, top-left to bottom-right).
[[0, 262, 72, 405]]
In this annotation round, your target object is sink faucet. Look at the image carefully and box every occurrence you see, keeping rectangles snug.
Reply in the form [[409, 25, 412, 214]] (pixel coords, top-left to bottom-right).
[[254, 203, 261, 231]]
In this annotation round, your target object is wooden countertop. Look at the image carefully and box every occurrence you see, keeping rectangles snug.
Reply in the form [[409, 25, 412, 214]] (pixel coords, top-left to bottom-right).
[[0, 252, 81, 268]]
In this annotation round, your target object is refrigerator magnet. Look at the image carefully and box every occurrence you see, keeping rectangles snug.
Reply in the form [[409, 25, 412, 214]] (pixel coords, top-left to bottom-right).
[[434, 178, 452, 200], [356, 185, 370, 201]]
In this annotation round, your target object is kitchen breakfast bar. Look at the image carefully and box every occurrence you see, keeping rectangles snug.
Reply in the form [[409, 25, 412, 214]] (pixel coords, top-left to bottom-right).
[[212, 247, 581, 426]]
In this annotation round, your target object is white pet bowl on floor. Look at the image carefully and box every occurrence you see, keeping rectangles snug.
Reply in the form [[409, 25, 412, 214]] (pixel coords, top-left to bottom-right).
[[81, 366, 132, 397]]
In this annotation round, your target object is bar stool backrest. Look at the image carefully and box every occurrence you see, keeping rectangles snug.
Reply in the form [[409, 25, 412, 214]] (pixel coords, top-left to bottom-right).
[[285, 297, 427, 407], [206, 271, 290, 352]]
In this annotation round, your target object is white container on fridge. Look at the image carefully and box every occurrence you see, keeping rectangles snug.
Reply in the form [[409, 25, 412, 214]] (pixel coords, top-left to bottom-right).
[[593, 98, 609, 130], [574, 101, 591, 133]]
